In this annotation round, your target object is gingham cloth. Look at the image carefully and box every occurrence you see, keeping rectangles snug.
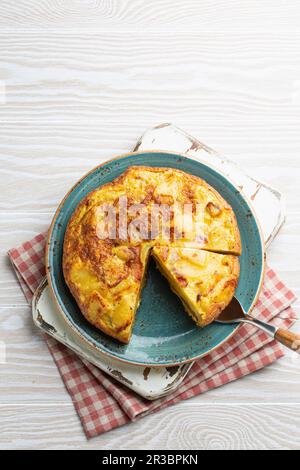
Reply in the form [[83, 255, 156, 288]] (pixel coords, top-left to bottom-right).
[[8, 232, 297, 438]]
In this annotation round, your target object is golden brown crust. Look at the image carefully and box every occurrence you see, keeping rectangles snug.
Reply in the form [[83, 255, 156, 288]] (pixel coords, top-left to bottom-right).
[[63, 166, 241, 342], [63, 217, 149, 343], [64, 166, 241, 253]]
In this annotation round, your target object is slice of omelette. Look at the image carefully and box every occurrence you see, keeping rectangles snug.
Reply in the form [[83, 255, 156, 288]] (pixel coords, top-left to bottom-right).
[[63, 207, 151, 343], [63, 244, 149, 344], [63, 166, 241, 343], [152, 246, 240, 327]]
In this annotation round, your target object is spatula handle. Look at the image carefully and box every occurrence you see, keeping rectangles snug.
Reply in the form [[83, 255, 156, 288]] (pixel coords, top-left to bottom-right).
[[275, 329, 300, 354]]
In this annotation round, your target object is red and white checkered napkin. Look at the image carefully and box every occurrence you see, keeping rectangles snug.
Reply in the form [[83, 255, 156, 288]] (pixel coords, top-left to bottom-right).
[[8, 232, 298, 438]]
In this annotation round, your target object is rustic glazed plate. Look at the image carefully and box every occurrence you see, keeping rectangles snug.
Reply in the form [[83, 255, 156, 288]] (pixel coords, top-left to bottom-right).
[[46, 151, 265, 367]]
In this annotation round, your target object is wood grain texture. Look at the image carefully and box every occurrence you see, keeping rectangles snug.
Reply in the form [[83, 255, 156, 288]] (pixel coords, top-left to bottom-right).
[[0, 0, 300, 450], [0, 306, 72, 404], [0, 404, 300, 450], [1, 123, 300, 212], [275, 328, 300, 354], [0, 32, 300, 126], [0, 214, 50, 305], [0, 1, 299, 31]]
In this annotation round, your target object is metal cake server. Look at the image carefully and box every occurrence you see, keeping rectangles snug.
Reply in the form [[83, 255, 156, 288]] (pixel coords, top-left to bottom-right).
[[216, 297, 300, 354]]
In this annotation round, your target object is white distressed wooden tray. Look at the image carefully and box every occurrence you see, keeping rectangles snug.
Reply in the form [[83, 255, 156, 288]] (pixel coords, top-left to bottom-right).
[[32, 123, 285, 400]]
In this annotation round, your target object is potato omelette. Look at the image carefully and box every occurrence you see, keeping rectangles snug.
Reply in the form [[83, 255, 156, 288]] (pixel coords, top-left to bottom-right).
[[63, 166, 241, 343]]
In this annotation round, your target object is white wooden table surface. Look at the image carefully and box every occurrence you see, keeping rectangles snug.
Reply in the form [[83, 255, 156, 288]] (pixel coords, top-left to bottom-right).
[[0, 0, 300, 450]]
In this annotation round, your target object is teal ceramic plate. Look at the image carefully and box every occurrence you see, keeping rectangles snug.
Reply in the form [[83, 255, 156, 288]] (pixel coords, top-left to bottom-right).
[[46, 151, 265, 367]]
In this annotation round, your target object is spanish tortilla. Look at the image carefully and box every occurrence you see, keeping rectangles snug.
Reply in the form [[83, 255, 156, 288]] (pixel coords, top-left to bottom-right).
[[63, 166, 241, 343]]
